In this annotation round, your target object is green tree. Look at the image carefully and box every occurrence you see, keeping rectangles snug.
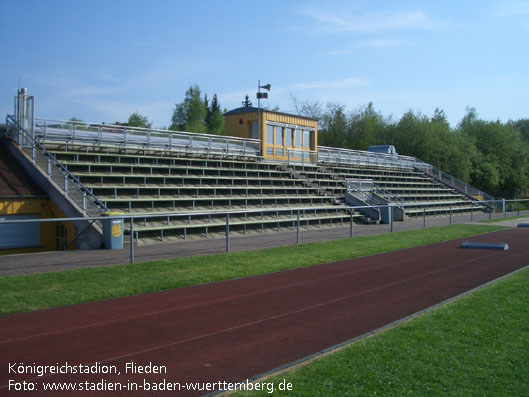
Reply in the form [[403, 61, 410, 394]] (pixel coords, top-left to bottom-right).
[[126, 112, 152, 129], [242, 95, 253, 108], [318, 103, 348, 147], [346, 102, 388, 151], [170, 84, 207, 133], [458, 108, 529, 196], [207, 94, 224, 135]]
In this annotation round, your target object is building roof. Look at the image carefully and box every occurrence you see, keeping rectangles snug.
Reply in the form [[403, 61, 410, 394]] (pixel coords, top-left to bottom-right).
[[224, 107, 319, 121]]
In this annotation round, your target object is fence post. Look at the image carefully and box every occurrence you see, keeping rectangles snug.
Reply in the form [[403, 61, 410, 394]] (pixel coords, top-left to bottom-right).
[[518, 200, 520, 216], [47, 158, 51, 179], [471, 202, 474, 222], [130, 217, 135, 264], [296, 210, 300, 244], [423, 207, 426, 229], [449, 204, 452, 225], [503, 199, 506, 218], [350, 209, 354, 238], [64, 175, 68, 197], [390, 205, 393, 233], [226, 214, 230, 252]]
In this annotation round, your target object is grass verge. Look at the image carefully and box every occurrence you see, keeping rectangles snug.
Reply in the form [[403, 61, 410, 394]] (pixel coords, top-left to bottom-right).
[[235, 266, 529, 396], [481, 215, 529, 223], [0, 224, 505, 316]]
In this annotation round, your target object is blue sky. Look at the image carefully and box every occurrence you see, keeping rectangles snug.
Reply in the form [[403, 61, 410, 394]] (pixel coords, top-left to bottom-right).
[[1, 0, 528, 128]]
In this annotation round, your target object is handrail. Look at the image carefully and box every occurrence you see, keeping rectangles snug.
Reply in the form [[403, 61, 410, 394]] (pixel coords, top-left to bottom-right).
[[318, 146, 418, 169], [346, 179, 404, 209], [5, 115, 109, 217], [286, 148, 318, 165], [318, 145, 494, 202], [414, 161, 494, 202], [33, 117, 261, 158]]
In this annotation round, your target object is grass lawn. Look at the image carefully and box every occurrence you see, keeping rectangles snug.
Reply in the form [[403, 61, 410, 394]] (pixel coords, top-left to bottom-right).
[[235, 266, 529, 396], [0, 224, 505, 316], [481, 215, 529, 223]]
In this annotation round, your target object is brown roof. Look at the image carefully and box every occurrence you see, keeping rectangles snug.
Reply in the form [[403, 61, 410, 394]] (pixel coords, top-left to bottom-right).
[[0, 140, 45, 197]]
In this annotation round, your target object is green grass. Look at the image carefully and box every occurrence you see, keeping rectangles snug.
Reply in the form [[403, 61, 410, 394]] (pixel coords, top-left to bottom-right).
[[480, 215, 529, 223], [0, 224, 505, 316], [235, 266, 529, 396]]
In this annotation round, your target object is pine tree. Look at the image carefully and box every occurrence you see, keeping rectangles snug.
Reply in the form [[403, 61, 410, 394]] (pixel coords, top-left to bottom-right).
[[207, 94, 224, 135], [242, 95, 252, 108]]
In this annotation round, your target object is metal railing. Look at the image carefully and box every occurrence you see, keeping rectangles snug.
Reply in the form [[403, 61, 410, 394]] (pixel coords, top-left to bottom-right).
[[346, 179, 404, 208], [1, 200, 527, 265], [33, 118, 261, 158], [414, 161, 494, 202], [318, 145, 494, 203], [346, 179, 375, 202], [286, 148, 318, 165], [5, 115, 109, 218], [318, 146, 419, 169]]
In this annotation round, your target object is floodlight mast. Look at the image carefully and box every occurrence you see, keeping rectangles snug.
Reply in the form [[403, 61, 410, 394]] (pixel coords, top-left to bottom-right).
[[256, 79, 271, 144]]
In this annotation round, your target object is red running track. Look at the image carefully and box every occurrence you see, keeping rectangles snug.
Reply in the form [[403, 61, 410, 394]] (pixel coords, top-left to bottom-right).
[[1, 228, 529, 396]]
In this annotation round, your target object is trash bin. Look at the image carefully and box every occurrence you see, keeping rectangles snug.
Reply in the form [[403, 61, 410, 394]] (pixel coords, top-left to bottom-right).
[[102, 212, 124, 249]]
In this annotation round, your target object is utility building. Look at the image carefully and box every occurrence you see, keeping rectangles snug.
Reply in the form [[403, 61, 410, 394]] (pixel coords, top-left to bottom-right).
[[224, 107, 318, 162]]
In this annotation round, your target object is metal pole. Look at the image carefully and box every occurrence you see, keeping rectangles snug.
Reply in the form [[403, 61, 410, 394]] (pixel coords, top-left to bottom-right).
[[226, 214, 230, 252], [350, 209, 353, 238], [518, 200, 520, 216], [257, 79, 261, 155], [390, 205, 393, 233], [471, 202, 473, 222], [129, 217, 134, 264], [296, 210, 300, 244], [503, 199, 506, 218], [423, 207, 426, 229], [449, 204, 452, 225]]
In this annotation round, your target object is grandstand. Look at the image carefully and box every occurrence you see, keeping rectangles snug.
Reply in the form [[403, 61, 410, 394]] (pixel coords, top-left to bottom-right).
[[1, 89, 493, 250]]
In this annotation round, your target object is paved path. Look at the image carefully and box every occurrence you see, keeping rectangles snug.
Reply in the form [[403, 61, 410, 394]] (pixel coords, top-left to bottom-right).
[[1, 227, 527, 396], [0, 211, 527, 277]]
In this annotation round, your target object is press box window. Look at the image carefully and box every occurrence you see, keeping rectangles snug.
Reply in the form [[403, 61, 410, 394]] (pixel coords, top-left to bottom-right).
[[266, 125, 274, 144], [274, 126, 283, 146]]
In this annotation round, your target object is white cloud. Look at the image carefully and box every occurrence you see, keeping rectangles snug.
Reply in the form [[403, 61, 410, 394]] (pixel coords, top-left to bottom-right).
[[299, 4, 443, 33], [323, 49, 353, 56], [356, 39, 406, 47]]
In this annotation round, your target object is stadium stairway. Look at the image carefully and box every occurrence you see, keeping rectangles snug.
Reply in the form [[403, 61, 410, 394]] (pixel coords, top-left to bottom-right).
[[281, 161, 488, 221]]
